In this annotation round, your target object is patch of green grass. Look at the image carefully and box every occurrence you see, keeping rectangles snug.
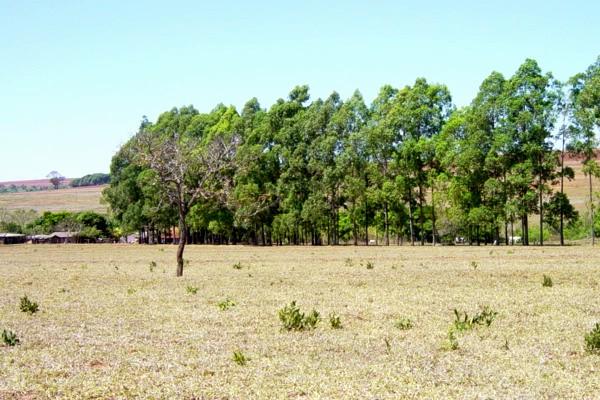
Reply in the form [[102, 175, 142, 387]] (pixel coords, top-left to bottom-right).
[[329, 312, 342, 329], [186, 286, 199, 295], [232, 350, 248, 366], [585, 323, 600, 354], [218, 298, 236, 311], [232, 262, 243, 270], [2, 329, 19, 346], [19, 295, 39, 314], [278, 301, 320, 331], [542, 274, 553, 287], [394, 317, 413, 330]]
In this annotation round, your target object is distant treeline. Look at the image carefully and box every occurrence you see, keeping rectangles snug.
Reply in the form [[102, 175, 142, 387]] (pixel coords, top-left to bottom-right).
[[0, 173, 110, 193], [101, 56, 599, 247], [70, 173, 110, 187]]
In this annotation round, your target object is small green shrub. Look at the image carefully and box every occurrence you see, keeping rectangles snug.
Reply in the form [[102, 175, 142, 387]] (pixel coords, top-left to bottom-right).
[[394, 317, 413, 330], [218, 298, 236, 311], [232, 262, 243, 270], [232, 350, 248, 366], [444, 329, 459, 351], [2, 329, 19, 346], [365, 261, 375, 270], [186, 286, 199, 295], [585, 323, 600, 354], [344, 258, 353, 267], [453, 306, 497, 331], [278, 301, 320, 331], [19, 295, 39, 314], [470, 261, 479, 270], [542, 274, 553, 287], [329, 312, 342, 329], [149, 261, 157, 272]]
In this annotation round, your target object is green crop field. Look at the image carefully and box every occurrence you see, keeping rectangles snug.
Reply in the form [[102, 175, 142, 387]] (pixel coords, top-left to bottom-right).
[[1, 244, 599, 399]]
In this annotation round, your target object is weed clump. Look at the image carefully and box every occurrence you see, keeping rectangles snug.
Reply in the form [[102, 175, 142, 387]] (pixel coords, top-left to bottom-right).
[[19, 295, 39, 314], [329, 312, 342, 329], [542, 275, 553, 287], [232, 262, 243, 270], [149, 261, 157, 272], [394, 317, 413, 330], [278, 301, 320, 331], [232, 350, 248, 366], [218, 298, 236, 311], [453, 306, 497, 331], [365, 261, 375, 270], [2, 329, 19, 346], [585, 323, 600, 354], [186, 286, 199, 295]]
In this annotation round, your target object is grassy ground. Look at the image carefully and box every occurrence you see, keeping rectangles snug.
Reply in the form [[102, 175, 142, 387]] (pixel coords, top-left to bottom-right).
[[1, 245, 599, 399], [0, 186, 107, 213]]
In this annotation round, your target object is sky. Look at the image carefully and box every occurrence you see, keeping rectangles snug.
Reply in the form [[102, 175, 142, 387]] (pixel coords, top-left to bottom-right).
[[1, 0, 599, 181]]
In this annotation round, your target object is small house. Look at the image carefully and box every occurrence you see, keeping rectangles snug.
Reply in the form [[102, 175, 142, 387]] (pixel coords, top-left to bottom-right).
[[30, 232, 79, 244], [0, 233, 26, 245]]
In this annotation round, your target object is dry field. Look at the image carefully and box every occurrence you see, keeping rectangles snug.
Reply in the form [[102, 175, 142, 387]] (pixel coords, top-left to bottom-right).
[[1, 245, 599, 399], [0, 186, 107, 214]]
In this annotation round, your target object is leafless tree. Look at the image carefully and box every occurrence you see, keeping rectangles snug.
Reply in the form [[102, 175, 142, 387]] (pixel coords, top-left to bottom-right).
[[136, 129, 239, 276]]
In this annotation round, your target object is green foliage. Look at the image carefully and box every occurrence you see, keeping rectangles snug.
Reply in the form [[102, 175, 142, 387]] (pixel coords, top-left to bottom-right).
[[470, 261, 479, 270], [127, 288, 136, 295], [149, 261, 157, 272], [278, 301, 320, 331], [444, 329, 459, 351], [19, 295, 39, 314], [2, 329, 19, 346], [453, 306, 498, 331], [365, 261, 374, 270], [232, 262, 243, 270], [218, 298, 236, 311], [232, 350, 248, 366], [329, 312, 342, 329], [584, 323, 600, 354], [186, 286, 199, 295], [542, 274, 553, 287], [394, 317, 413, 330], [71, 173, 110, 187]]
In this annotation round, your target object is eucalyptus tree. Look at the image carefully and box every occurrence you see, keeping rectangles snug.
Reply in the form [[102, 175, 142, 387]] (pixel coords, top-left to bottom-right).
[[337, 91, 370, 244], [367, 85, 398, 245], [392, 78, 453, 245], [504, 59, 560, 245], [569, 56, 600, 244]]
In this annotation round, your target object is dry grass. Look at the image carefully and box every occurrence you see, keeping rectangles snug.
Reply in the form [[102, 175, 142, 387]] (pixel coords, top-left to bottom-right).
[[0, 186, 107, 213], [0, 244, 599, 399]]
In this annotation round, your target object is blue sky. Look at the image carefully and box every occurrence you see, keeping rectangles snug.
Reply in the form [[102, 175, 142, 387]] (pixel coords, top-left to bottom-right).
[[1, 0, 598, 181]]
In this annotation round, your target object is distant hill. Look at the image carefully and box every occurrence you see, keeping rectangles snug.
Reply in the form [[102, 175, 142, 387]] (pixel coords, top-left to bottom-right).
[[0, 178, 73, 187]]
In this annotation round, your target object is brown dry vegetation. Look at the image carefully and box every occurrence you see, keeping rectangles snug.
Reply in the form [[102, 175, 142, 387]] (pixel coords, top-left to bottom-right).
[[0, 186, 107, 214], [1, 245, 599, 399]]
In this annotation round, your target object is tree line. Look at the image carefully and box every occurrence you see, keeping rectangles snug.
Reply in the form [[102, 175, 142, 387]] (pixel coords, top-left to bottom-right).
[[104, 57, 600, 274]]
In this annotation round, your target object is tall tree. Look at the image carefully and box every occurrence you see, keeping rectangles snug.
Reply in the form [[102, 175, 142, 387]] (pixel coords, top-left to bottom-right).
[[569, 56, 600, 244]]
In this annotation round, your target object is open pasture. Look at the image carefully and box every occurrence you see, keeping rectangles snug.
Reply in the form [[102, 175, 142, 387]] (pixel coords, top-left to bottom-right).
[[1, 245, 599, 399]]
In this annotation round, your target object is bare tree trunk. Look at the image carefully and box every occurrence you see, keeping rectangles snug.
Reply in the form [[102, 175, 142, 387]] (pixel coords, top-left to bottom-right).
[[408, 190, 415, 246], [539, 185, 544, 246], [418, 184, 425, 245], [176, 208, 187, 277], [560, 131, 565, 246], [431, 186, 437, 246], [590, 172, 595, 246], [384, 203, 389, 246]]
